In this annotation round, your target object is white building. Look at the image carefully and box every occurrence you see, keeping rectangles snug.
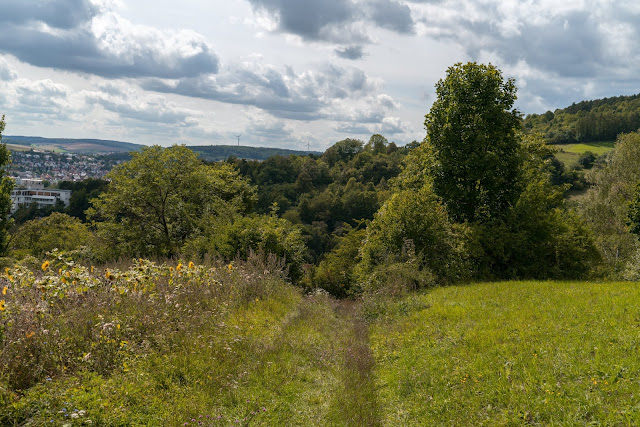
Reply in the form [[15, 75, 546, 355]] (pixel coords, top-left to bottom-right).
[[10, 178, 72, 212]]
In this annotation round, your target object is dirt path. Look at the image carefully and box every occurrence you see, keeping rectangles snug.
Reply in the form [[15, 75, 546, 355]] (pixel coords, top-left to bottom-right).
[[327, 300, 382, 426]]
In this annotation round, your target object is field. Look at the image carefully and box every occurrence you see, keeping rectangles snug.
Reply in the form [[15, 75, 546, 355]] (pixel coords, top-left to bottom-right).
[[552, 141, 615, 166], [369, 281, 640, 425], [3, 259, 640, 425]]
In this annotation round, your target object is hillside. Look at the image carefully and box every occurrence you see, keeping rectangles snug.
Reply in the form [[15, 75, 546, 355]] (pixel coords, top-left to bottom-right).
[[2, 135, 319, 160], [524, 93, 640, 145], [3, 136, 145, 154], [187, 145, 321, 161]]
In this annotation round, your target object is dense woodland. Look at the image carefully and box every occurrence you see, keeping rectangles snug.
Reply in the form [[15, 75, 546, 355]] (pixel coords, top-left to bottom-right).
[[524, 93, 640, 144]]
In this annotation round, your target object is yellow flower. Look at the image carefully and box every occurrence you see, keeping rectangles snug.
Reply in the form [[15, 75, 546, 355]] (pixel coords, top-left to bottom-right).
[[4, 267, 9, 276], [227, 263, 233, 272], [61, 276, 68, 284], [59, 268, 62, 275], [2, 286, 6, 295], [41, 260, 50, 271], [26, 331, 35, 338], [176, 263, 183, 272], [105, 270, 115, 281], [0, 299, 5, 311], [188, 261, 195, 269], [91, 266, 94, 273]]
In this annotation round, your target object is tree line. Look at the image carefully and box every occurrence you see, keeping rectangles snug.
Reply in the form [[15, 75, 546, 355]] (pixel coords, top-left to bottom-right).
[[2, 63, 640, 296]]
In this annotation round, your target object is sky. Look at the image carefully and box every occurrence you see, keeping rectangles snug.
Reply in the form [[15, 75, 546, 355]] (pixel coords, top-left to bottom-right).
[[1, 0, 640, 151]]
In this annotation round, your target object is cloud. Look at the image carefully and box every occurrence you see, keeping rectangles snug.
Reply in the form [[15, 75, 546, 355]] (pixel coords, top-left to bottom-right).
[[0, 0, 219, 79], [0, 0, 97, 29], [413, 0, 640, 80], [335, 45, 365, 60], [247, 0, 417, 57], [335, 122, 372, 134], [144, 62, 380, 121], [0, 58, 17, 81], [368, 0, 415, 34], [83, 82, 199, 125]]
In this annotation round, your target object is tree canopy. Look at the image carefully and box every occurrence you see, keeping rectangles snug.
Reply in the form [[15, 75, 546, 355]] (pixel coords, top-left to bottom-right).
[[0, 115, 14, 255], [88, 145, 256, 258], [425, 62, 523, 223]]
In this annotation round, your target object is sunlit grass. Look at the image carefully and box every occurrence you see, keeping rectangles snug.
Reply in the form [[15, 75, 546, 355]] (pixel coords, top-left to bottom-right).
[[0, 255, 358, 425], [370, 281, 640, 425]]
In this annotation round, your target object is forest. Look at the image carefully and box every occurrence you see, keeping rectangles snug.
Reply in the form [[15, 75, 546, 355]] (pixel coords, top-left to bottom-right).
[[3, 62, 640, 424]]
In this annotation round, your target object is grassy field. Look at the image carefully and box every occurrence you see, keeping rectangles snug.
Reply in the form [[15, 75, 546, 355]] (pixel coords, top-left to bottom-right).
[[4, 260, 640, 425], [552, 141, 615, 166], [369, 281, 640, 425]]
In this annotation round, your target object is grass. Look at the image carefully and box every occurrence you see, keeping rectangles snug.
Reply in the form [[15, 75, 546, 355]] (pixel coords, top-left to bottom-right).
[[5, 258, 640, 425], [369, 281, 640, 425], [0, 255, 371, 425], [552, 141, 615, 166]]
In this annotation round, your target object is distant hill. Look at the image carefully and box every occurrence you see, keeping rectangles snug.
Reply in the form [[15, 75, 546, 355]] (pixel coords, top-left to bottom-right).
[[524, 93, 640, 144], [2, 136, 321, 160], [187, 145, 321, 161], [3, 136, 145, 153]]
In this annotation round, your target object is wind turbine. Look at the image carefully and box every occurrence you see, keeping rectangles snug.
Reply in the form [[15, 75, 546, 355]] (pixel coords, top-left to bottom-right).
[[235, 133, 242, 146]]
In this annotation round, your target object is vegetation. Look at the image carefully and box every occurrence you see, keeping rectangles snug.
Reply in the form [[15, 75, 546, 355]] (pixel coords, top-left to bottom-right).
[[0, 116, 14, 255], [3, 62, 640, 424], [370, 281, 640, 425], [524, 93, 640, 145]]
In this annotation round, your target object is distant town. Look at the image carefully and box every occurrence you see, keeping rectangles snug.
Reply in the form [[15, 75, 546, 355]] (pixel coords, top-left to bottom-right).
[[7, 150, 126, 183]]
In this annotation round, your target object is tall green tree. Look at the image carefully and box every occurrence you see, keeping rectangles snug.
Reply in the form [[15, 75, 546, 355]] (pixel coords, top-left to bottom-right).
[[582, 132, 640, 275], [425, 62, 523, 223], [88, 145, 256, 258], [0, 116, 14, 255]]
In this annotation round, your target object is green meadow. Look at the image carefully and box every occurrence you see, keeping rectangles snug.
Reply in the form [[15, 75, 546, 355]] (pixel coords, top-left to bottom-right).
[[370, 281, 640, 426], [553, 141, 615, 166], [4, 260, 640, 425]]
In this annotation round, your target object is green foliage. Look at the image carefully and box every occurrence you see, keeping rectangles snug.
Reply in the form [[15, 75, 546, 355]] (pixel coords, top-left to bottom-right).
[[312, 226, 366, 297], [425, 62, 523, 223], [524, 93, 640, 144], [58, 178, 108, 221], [357, 184, 467, 291], [580, 132, 640, 276], [469, 135, 600, 279], [9, 213, 98, 259], [0, 116, 14, 255], [370, 281, 640, 425], [88, 145, 256, 259], [185, 211, 307, 281]]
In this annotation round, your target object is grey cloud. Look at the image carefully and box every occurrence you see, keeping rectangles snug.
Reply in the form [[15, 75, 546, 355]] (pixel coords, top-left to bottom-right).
[[335, 122, 372, 134], [249, 0, 357, 41], [368, 0, 414, 34], [335, 45, 365, 60], [0, 1, 219, 79], [247, 119, 293, 139], [144, 63, 377, 121], [416, 2, 633, 80], [0, 0, 97, 29], [84, 89, 196, 125], [248, 0, 417, 54]]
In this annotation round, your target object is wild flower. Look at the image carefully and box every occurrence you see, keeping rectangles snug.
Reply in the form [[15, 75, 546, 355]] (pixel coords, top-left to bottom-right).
[[42, 260, 50, 271], [188, 261, 195, 269], [0, 299, 5, 311], [2, 285, 6, 295], [176, 263, 183, 272]]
